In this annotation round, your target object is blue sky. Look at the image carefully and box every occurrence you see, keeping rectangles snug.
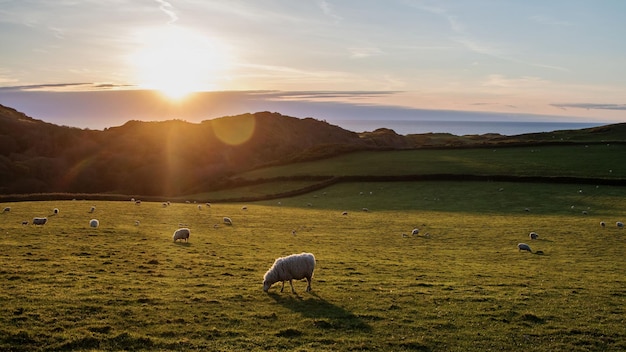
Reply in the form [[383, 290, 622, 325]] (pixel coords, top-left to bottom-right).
[[0, 0, 625, 130]]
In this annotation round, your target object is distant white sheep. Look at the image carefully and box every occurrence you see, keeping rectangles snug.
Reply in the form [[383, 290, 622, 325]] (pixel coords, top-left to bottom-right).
[[198, 205, 202, 210], [242, 206, 247, 210], [362, 208, 369, 212], [32, 217, 47, 225], [53, 208, 59, 215], [135, 200, 141, 205], [89, 206, 96, 213], [517, 243, 532, 253], [172, 228, 190, 242], [21, 220, 28, 225], [205, 202, 211, 208], [89, 219, 99, 228], [617, 221, 624, 229], [134, 220, 140, 226], [342, 211, 348, 216], [600, 221, 606, 228], [263, 252, 316, 293], [3, 207, 10, 212], [223, 217, 232, 225], [529, 232, 539, 240], [411, 228, 420, 236]]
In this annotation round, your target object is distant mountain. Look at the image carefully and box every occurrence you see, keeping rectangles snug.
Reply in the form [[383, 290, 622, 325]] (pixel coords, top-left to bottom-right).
[[0, 104, 623, 196]]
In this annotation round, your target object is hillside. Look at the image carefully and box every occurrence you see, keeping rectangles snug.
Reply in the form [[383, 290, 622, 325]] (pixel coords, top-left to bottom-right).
[[0, 103, 624, 197]]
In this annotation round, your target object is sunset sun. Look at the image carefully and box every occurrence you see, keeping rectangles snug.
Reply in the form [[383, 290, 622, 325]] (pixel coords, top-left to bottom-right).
[[130, 26, 228, 100]]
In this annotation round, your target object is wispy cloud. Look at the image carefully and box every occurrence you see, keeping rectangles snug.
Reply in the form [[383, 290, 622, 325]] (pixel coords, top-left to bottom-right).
[[551, 103, 626, 111], [482, 74, 550, 88], [318, 0, 342, 22], [154, 0, 178, 24], [0, 82, 133, 92], [348, 46, 384, 58]]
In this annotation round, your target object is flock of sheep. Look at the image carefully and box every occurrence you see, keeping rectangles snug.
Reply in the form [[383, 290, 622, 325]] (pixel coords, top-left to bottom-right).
[[3, 185, 624, 294]]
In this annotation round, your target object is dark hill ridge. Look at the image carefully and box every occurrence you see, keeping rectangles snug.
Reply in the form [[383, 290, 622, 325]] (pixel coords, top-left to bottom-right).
[[0, 103, 624, 196]]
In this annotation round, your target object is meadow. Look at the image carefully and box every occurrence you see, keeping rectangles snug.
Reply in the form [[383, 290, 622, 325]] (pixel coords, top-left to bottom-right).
[[1, 180, 625, 351]]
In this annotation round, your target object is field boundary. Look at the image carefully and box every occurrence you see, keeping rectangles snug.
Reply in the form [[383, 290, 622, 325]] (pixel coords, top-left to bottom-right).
[[2, 174, 624, 203]]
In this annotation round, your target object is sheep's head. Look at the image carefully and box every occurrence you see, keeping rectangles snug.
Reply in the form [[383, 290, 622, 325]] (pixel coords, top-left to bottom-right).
[[263, 280, 271, 292]]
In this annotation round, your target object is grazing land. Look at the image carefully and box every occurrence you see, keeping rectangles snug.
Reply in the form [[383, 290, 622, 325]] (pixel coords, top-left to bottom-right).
[[1, 179, 625, 351]]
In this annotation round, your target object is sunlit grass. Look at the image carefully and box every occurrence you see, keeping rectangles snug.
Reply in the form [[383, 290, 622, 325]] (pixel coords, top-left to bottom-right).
[[1, 181, 625, 351]]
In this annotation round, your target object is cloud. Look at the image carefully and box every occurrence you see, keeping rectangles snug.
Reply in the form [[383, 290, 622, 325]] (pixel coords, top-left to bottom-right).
[[482, 75, 549, 88], [551, 103, 626, 111], [0, 82, 134, 92], [348, 47, 384, 58], [318, 0, 342, 22], [154, 0, 178, 24]]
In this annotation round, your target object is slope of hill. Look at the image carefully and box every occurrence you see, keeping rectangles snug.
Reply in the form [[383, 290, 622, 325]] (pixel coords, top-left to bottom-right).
[[0, 103, 623, 197]]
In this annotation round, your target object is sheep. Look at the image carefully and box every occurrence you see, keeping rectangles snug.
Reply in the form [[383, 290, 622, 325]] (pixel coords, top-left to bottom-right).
[[517, 243, 532, 253], [53, 208, 59, 215], [32, 217, 47, 225], [223, 217, 233, 225], [89, 219, 99, 228], [89, 206, 96, 213], [529, 232, 539, 240], [172, 228, 190, 242], [617, 221, 624, 229], [197, 205, 202, 210], [342, 211, 348, 216], [362, 208, 369, 212], [241, 206, 247, 210], [600, 221, 606, 228], [263, 252, 315, 293], [205, 202, 211, 208], [411, 228, 419, 236], [134, 220, 141, 226], [21, 221, 28, 225], [135, 200, 141, 205], [3, 207, 10, 212]]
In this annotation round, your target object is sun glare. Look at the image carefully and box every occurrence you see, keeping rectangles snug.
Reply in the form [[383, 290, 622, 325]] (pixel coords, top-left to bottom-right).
[[129, 26, 228, 100]]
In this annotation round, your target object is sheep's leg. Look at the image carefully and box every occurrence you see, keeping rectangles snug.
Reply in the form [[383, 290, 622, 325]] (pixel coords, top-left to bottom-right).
[[289, 280, 296, 294], [305, 277, 312, 292], [280, 281, 285, 292]]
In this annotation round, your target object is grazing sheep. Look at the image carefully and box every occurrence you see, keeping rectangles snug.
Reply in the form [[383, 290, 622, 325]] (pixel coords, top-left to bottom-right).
[[342, 211, 348, 216], [172, 228, 190, 242], [3, 207, 10, 212], [89, 206, 96, 213], [617, 221, 624, 229], [53, 208, 59, 215], [600, 221, 606, 228], [529, 232, 539, 240], [362, 208, 369, 212], [89, 219, 99, 228], [411, 228, 419, 236], [162, 203, 168, 208], [134, 220, 140, 226], [242, 206, 247, 210], [198, 205, 202, 210], [263, 252, 316, 293], [32, 217, 47, 225], [205, 202, 211, 208], [517, 243, 532, 253], [223, 217, 233, 225], [21, 221, 28, 225], [135, 200, 141, 205]]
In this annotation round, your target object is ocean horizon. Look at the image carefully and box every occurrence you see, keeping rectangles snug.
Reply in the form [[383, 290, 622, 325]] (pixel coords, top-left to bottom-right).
[[328, 120, 608, 136]]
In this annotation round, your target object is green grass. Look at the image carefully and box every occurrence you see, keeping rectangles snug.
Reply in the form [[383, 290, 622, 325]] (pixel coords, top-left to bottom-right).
[[238, 144, 626, 179], [1, 181, 626, 351]]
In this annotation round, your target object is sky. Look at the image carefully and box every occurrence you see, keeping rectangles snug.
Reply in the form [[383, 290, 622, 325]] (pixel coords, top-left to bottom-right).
[[0, 0, 625, 131]]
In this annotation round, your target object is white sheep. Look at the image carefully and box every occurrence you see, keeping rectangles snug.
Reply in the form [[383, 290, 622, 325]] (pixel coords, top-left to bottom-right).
[[600, 221, 606, 228], [172, 228, 190, 242], [205, 202, 211, 208], [411, 228, 419, 236], [223, 217, 232, 225], [241, 206, 247, 210], [362, 208, 369, 212], [617, 221, 624, 229], [198, 205, 202, 210], [89, 206, 96, 213], [529, 232, 539, 240], [134, 220, 140, 226], [32, 217, 47, 225], [263, 252, 316, 293], [89, 219, 99, 228], [342, 211, 348, 216], [517, 243, 532, 253], [53, 208, 59, 215], [21, 221, 28, 225], [3, 207, 10, 212]]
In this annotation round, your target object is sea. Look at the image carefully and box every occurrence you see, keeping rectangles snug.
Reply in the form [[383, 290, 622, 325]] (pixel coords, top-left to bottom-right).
[[329, 120, 607, 136]]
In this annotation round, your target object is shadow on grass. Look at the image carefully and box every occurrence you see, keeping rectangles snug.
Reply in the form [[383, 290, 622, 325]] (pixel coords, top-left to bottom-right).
[[268, 291, 371, 332]]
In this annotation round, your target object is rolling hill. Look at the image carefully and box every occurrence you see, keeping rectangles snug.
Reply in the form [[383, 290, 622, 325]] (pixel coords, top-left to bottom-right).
[[0, 103, 624, 197]]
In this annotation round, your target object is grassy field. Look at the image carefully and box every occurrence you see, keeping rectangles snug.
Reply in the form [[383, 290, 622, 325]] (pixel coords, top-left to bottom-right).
[[238, 144, 626, 180], [1, 180, 625, 351]]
